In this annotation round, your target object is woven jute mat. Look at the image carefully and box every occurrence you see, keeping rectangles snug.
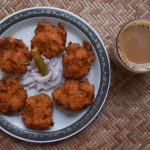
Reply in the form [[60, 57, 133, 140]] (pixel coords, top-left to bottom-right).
[[0, 0, 150, 149]]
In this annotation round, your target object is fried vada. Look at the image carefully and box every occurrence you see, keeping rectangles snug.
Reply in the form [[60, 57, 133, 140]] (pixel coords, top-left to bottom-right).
[[0, 37, 31, 73], [0, 76, 27, 113], [21, 93, 54, 130], [63, 41, 95, 79], [52, 80, 94, 111], [31, 22, 67, 57]]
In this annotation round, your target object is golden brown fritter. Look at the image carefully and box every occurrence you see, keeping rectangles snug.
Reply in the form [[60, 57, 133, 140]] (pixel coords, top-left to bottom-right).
[[63, 41, 95, 79], [21, 93, 54, 130], [31, 22, 67, 57], [52, 80, 94, 111], [0, 77, 27, 113], [0, 37, 31, 73]]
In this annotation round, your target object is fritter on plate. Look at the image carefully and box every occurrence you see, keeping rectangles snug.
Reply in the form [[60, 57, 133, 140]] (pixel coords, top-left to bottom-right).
[[63, 41, 95, 79], [0, 37, 31, 73], [0, 77, 27, 113], [31, 22, 67, 57], [21, 93, 54, 130], [52, 80, 94, 111]]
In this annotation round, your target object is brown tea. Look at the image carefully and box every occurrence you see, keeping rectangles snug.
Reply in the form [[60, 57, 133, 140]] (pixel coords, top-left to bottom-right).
[[116, 19, 150, 73]]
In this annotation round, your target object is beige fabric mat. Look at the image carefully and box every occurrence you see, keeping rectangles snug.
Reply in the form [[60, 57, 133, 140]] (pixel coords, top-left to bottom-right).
[[0, 0, 150, 149]]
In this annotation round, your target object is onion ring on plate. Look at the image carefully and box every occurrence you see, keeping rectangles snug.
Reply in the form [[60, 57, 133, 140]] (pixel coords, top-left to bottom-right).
[[50, 70, 59, 82], [21, 77, 35, 85], [31, 68, 39, 73], [21, 55, 62, 90], [32, 71, 53, 83], [48, 69, 62, 87], [28, 82, 37, 88], [37, 83, 45, 90], [44, 59, 50, 65], [50, 57, 58, 67]]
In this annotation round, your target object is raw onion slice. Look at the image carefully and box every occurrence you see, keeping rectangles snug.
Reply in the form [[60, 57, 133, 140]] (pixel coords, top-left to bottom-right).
[[32, 71, 53, 83], [21, 54, 62, 91], [31, 68, 39, 73], [50, 57, 58, 67], [48, 69, 62, 87], [28, 82, 37, 88], [21, 77, 35, 85], [37, 83, 45, 90], [50, 70, 59, 82], [44, 59, 50, 65]]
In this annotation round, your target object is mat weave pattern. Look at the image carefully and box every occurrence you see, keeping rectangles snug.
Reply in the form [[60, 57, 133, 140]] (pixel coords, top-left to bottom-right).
[[0, 0, 150, 150]]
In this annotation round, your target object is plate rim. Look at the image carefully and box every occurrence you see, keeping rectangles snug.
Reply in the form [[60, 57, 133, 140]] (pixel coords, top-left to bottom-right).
[[0, 6, 111, 143]]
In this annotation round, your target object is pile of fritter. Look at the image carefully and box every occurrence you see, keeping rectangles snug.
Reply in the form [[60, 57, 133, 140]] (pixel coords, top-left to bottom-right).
[[52, 80, 94, 111], [63, 41, 95, 79], [0, 77, 27, 113], [0, 21, 95, 130], [21, 93, 53, 130], [0, 37, 31, 73], [31, 22, 66, 57]]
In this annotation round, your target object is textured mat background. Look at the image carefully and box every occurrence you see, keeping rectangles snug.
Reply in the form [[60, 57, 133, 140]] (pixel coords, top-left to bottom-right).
[[0, 0, 150, 150]]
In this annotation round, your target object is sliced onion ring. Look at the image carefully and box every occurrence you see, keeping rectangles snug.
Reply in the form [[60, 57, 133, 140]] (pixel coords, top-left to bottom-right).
[[21, 55, 62, 90], [31, 68, 39, 73], [32, 71, 53, 83], [44, 59, 50, 65], [50, 57, 58, 67], [50, 70, 59, 82], [37, 83, 45, 90], [48, 69, 62, 87], [21, 77, 35, 85], [29, 82, 37, 88]]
